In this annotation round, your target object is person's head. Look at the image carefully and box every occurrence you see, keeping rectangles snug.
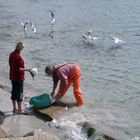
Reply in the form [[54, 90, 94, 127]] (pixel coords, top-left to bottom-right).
[[15, 41, 25, 51], [45, 65, 54, 76]]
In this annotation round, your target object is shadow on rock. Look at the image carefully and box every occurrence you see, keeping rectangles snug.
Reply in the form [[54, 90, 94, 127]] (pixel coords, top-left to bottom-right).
[[0, 111, 5, 125]]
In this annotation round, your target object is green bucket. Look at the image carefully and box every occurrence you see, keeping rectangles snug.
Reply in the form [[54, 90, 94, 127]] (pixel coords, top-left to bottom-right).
[[29, 93, 52, 109]]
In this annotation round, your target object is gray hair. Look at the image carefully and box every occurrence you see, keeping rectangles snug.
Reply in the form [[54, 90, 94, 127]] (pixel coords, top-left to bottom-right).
[[16, 41, 25, 51]]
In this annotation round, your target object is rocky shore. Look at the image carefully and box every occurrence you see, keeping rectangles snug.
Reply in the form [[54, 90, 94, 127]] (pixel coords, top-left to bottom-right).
[[0, 86, 62, 140], [0, 86, 77, 140], [0, 86, 118, 140]]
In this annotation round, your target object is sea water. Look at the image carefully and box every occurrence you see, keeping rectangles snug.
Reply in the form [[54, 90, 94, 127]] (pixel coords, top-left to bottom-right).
[[0, 0, 140, 139]]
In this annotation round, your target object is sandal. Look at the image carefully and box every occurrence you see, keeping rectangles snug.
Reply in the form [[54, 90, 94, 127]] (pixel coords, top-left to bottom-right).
[[17, 110, 29, 115], [13, 109, 18, 114]]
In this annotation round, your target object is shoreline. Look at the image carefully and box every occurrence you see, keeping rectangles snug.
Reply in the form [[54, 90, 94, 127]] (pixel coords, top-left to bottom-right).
[[0, 85, 77, 139], [0, 87, 118, 140], [0, 87, 61, 139]]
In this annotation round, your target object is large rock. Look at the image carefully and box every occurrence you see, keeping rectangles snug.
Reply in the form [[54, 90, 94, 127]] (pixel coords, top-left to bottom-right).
[[0, 127, 7, 138], [0, 129, 60, 140], [33, 101, 68, 121], [33, 98, 76, 121], [81, 122, 117, 140]]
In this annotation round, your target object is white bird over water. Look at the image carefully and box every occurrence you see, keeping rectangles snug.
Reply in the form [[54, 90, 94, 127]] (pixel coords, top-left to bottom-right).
[[82, 29, 101, 46], [21, 21, 36, 33], [50, 11, 55, 24], [110, 36, 126, 46]]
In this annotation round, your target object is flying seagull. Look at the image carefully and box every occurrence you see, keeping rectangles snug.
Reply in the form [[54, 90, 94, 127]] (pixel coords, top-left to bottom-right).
[[21, 21, 36, 33]]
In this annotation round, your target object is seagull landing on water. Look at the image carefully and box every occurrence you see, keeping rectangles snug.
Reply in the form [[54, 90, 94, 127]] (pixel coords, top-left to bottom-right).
[[30, 22, 36, 33], [87, 29, 93, 36], [82, 29, 101, 46], [21, 21, 36, 33], [110, 36, 126, 46]]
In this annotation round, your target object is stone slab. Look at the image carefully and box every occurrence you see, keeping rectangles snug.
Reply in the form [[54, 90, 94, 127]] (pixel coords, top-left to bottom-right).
[[33, 99, 76, 121]]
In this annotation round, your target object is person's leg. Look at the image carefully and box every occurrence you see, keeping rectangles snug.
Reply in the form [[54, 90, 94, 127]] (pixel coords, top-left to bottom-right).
[[11, 81, 18, 112], [16, 81, 23, 113], [73, 75, 84, 106], [17, 101, 28, 115], [12, 100, 17, 113], [17, 102, 22, 113]]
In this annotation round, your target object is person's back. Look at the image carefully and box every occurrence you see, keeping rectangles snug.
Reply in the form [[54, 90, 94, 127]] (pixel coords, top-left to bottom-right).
[[45, 63, 84, 106], [9, 49, 24, 81]]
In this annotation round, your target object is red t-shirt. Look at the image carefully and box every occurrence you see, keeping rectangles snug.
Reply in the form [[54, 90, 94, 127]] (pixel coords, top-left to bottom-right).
[[9, 50, 25, 81]]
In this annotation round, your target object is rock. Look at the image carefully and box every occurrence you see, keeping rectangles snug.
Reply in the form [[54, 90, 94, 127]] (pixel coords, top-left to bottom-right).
[[0, 129, 60, 140], [0, 111, 5, 124], [0, 127, 8, 138], [80, 122, 117, 140], [33, 100, 71, 121], [33, 129, 60, 140], [23, 131, 34, 137], [103, 134, 117, 140], [90, 134, 117, 140], [81, 122, 96, 138]]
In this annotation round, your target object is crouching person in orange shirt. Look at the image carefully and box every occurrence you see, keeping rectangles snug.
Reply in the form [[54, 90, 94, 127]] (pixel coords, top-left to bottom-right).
[[45, 63, 84, 106]]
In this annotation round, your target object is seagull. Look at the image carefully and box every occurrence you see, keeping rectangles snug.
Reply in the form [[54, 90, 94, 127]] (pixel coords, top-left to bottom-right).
[[48, 11, 55, 38], [82, 30, 101, 45], [110, 36, 126, 46], [21, 21, 36, 33], [21, 21, 30, 31], [87, 29, 93, 36], [30, 22, 36, 33], [50, 11, 55, 24]]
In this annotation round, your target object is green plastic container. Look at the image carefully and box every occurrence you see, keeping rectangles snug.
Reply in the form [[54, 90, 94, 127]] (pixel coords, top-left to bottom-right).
[[29, 93, 52, 109]]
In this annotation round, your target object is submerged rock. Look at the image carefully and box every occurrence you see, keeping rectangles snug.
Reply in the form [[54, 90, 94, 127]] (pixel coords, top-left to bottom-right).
[[81, 122, 96, 138], [81, 122, 117, 140], [102, 134, 117, 140]]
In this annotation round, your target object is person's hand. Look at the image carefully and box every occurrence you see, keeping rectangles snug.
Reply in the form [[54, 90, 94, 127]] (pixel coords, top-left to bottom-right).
[[19, 68, 24, 71], [51, 91, 55, 97], [54, 93, 61, 100]]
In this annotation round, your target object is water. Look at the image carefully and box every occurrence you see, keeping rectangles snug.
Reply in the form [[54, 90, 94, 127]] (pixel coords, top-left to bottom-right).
[[0, 0, 140, 139]]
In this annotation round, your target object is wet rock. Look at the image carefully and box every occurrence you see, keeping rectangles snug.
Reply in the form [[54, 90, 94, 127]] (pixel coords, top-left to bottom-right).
[[81, 122, 117, 140], [81, 122, 96, 138], [103, 134, 117, 140], [0, 111, 5, 124], [33, 108, 53, 121], [90, 134, 117, 140], [33, 100, 69, 122]]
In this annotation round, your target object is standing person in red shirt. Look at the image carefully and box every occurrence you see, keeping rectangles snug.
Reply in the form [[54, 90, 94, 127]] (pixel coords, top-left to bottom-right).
[[45, 63, 84, 106], [9, 42, 31, 114]]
